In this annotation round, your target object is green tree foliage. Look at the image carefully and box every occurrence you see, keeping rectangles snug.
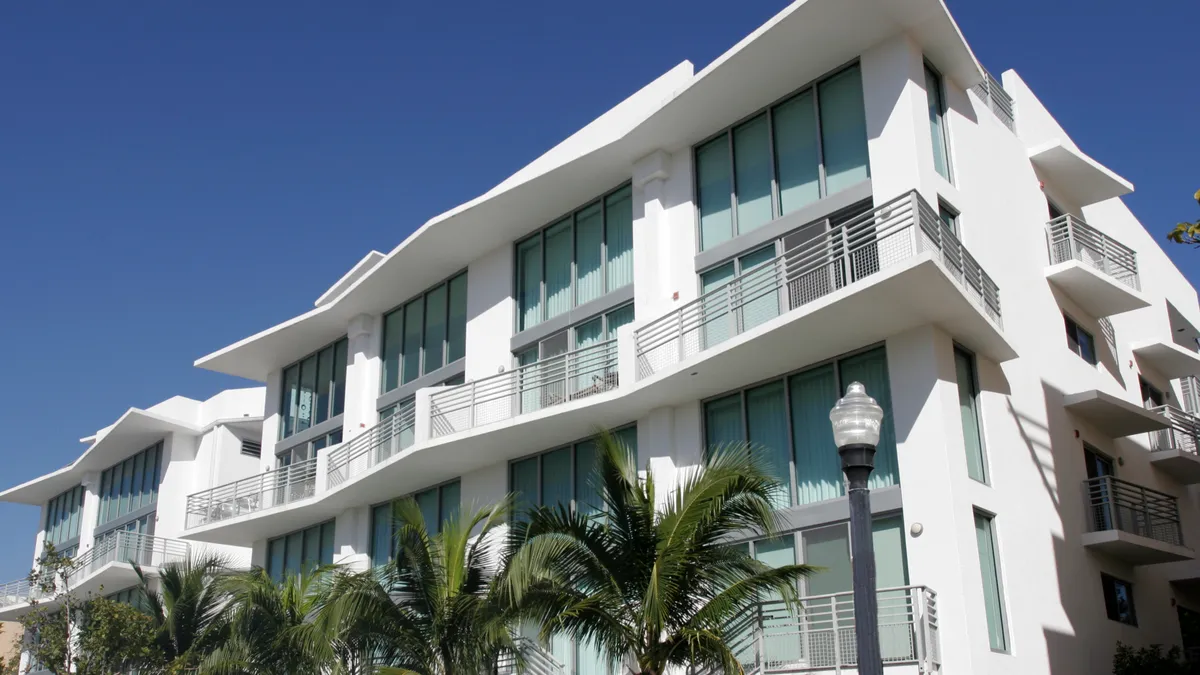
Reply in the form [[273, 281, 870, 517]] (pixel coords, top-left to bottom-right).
[[75, 596, 161, 675], [1112, 642, 1198, 674], [19, 543, 79, 675], [500, 433, 814, 675], [134, 554, 231, 672], [1166, 189, 1200, 247]]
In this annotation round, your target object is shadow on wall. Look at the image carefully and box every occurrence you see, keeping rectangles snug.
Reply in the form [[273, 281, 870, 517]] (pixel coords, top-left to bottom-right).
[[1047, 286, 1125, 386]]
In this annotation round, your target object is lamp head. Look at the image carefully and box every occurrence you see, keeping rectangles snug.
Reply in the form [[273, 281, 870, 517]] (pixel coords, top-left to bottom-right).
[[829, 381, 883, 448]]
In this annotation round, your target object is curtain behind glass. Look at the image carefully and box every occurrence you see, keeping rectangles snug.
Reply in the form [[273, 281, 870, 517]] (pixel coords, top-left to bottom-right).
[[774, 91, 820, 215], [746, 382, 791, 509], [605, 304, 634, 338], [789, 365, 841, 505], [297, 354, 318, 432], [517, 237, 543, 331], [517, 348, 540, 415], [440, 482, 461, 525], [925, 65, 950, 180], [738, 246, 781, 332], [573, 318, 604, 396], [545, 220, 572, 320], [838, 349, 898, 489], [754, 537, 801, 668], [819, 66, 870, 195], [382, 310, 403, 393], [575, 203, 604, 305], [370, 504, 392, 568], [697, 137, 733, 250], [974, 513, 1007, 650], [402, 299, 423, 385], [701, 263, 736, 349], [541, 448, 572, 509], [574, 441, 602, 517], [704, 394, 744, 457], [448, 274, 468, 363], [955, 349, 987, 482], [873, 517, 912, 660], [605, 186, 634, 291], [424, 284, 448, 372], [733, 115, 773, 235], [802, 525, 853, 668], [511, 458, 539, 522], [416, 489, 440, 533], [281, 365, 300, 438]]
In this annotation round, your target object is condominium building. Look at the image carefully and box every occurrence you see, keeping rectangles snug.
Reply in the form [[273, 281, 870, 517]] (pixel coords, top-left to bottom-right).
[[3, 0, 1199, 673]]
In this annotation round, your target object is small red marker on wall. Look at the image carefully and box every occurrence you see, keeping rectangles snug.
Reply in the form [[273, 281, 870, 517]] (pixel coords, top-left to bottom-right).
[[672, 291, 679, 301]]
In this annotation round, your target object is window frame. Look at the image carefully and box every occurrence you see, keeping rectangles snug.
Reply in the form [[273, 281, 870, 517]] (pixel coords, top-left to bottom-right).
[[513, 301, 634, 367], [692, 59, 869, 252], [44, 485, 85, 551], [923, 59, 953, 183], [953, 344, 989, 484], [1101, 573, 1138, 626], [507, 423, 637, 518], [96, 441, 164, 535], [937, 199, 960, 238], [380, 270, 469, 394], [369, 478, 462, 567], [265, 519, 336, 581], [972, 508, 1010, 652], [1063, 313, 1098, 365], [278, 337, 349, 441]]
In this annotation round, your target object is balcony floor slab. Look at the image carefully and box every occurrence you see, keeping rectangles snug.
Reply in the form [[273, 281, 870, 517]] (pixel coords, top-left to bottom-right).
[[1150, 449, 1200, 485], [1082, 529, 1194, 565], [1044, 260, 1149, 317]]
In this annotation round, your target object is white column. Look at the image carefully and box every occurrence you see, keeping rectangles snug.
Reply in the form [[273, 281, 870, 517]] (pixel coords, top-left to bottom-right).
[[261, 368, 283, 472], [334, 505, 370, 571], [633, 150, 672, 323], [465, 243, 515, 382], [343, 313, 381, 439], [76, 472, 102, 555]]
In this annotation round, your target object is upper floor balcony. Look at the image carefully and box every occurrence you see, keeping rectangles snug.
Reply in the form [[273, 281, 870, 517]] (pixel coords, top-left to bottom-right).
[[970, 69, 1014, 132], [1081, 475, 1192, 564], [1149, 405, 1200, 484], [1044, 215, 1148, 317], [186, 456, 319, 530]]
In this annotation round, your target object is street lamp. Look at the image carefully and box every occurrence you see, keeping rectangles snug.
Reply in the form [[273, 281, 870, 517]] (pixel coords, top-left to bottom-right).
[[829, 381, 884, 675]]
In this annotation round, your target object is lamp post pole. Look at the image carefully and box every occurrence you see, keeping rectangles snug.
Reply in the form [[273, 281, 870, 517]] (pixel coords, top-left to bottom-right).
[[830, 382, 884, 675]]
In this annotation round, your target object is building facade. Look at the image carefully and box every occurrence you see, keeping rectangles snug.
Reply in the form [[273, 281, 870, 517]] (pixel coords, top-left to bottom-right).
[[4, 1, 1200, 674]]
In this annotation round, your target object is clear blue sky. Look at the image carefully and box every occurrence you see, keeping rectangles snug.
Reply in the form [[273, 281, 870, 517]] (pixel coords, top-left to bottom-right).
[[0, 1, 1195, 581]]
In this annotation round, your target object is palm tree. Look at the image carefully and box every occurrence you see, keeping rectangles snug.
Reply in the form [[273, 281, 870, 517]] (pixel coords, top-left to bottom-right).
[[500, 432, 814, 675], [134, 554, 230, 671], [318, 498, 518, 675]]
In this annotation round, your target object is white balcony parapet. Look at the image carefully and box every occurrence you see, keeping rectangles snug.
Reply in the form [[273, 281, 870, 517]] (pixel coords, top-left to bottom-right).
[[635, 191, 1002, 379], [1151, 405, 1200, 457], [327, 400, 417, 487], [185, 457, 318, 529], [971, 68, 1015, 131], [692, 586, 941, 675], [69, 531, 190, 585], [429, 339, 619, 438], [1046, 215, 1140, 290], [0, 578, 35, 607]]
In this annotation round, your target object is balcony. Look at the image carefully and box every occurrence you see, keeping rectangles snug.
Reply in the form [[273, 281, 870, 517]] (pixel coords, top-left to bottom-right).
[[1180, 376, 1200, 416], [1062, 389, 1169, 438], [970, 69, 1015, 132], [1082, 476, 1192, 564], [1132, 340, 1200, 380], [327, 400, 416, 487], [1149, 405, 1200, 484], [1044, 215, 1147, 317], [635, 191, 1012, 386], [429, 338, 619, 437], [185, 457, 318, 529], [1027, 139, 1133, 208]]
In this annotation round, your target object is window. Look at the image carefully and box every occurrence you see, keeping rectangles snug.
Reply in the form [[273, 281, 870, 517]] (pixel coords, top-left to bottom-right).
[[1064, 314, 1097, 365], [370, 481, 461, 568], [240, 439, 262, 458], [513, 305, 633, 413], [954, 347, 987, 483], [973, 511, 1008, 651], [695, 63, 869, 250], [1102, 573, 1137, 626], [44, 485, 84, 551], [280, 339, 348, 440], [107, 586, 147, 612], [938, 201, 959, 237], [98, 442, 163, 528], [924, 62, 951, 181], [704, 347, 898, 508], [266, 520, 335, 581], [277, 429, 343, 467], [515, 185, 633, 331], [510, 426, 637, 520], [382, 272, 468, 393]]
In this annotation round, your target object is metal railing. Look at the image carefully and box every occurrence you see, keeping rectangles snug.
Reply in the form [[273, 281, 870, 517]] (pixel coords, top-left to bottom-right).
[[68, 531, 190, 585], [1084, 475, 1183, 547], [1046, 215, 1140, 290], [1150, 405, 1200, 457], [970, 69, 1015, 131], [693, 586, 940, 675], [429, 339, 619, 438], [185, 456, 319, 529], [635, 191, 1002, 379], [495, 637, 566, 675], [0, 578, 34, 607], [327, 401, 417, 487], [1180, 376, 1200, 416]]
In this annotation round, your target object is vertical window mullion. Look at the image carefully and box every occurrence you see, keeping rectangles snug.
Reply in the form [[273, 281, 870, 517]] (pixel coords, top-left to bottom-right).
[[540, 230, 547, 323], [812, 84, 826, 197], [782, 371, 797, 507], [601, 195, 608, 294], [766, 107, 780, 220], [570, 212, 577, 313], [727, 131, 738, 243]]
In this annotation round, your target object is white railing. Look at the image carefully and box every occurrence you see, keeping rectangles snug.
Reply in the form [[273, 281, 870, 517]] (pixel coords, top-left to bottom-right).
[[1084, 475, 1184, 547], [429, 339, 619, 438], [185, 457, 319, 529], [1179, 376, 1200, 416], [495, 637, 566, 675], [1151, 405, 1200, 457], [970, 69, 1014, 131], [1046, 215, 1140, 290], [635, 191, 1002, 379], [694, 586, 940, 675], [69, 531, 190, 585], [327, 401, 417, 487], [0, 578, 34, 607]]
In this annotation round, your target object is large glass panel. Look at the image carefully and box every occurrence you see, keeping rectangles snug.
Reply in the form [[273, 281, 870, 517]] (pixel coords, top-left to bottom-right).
[[517, 236, 543, 330], [733, 115, 773, 235], [696, 136, 733, 250], [416, 489, 439, 532], [511, 457, 539, 520], [315, 345, 335, 424], [573, 318, 605, 396], [925, 64, 950, 180], [704, 393, 744, 457], [605, 304, 635, 339], [371, 503, 392, 568], [424, 284, 448, 373], [541, 448, 572, 508], [574, 441, 602, 517], [402, 298, 424, 385], [790, 365, 841, 505], [575, 203, 604, 305], [382, 309, 404, 393], [281, 365, 300, 439], [838, 349, 898, 489], [302, 527, 321, 571], [874, 516, 912, 660], [448, 274, 468, 363], [319, 522, 335, 566], [545, 219, 573, 321], [955, 348, 987, 482], [332, 340, 347, 417], [297, 354, 318, 433], [118, 458, 133, 516], [440, 481, 461, 526], [774, 91, 821, 214], [755, 537, 801, 668], [267, 538, 285, 581], [803, 525, 853, 666], [131, 452, 145, 511], [973, 512, 1007, 650], [738, 246, 780, 332], [605, 186, 634, 291], [746, 382, 791, 509], [284, 531, 303, 577], [819, 66, 870, 194], [700, 262, 736, 348]]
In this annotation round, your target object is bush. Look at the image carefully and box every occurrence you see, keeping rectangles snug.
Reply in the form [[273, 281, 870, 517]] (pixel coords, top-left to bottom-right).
[[1112, 643, 1197, 675]]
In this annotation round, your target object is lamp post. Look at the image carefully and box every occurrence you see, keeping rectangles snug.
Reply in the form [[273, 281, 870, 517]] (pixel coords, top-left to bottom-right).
[[829, 381, 885, 675]]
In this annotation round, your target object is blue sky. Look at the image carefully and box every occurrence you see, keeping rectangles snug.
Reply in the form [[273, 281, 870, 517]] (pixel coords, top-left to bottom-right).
[[0, 0, 1195, 581]]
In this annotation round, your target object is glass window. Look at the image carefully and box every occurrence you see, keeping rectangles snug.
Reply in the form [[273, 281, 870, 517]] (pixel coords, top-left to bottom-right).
[[381, 272, 467, 393], [697, 137, 734, 250], [402, 298, 425, 384], [423, 283, 448, 372], [973, 511, 1008, 650], [733, 114, 773, 235], [517, 237, 543, 331], [1064, 314, 1097, 365], [382, 308, 404, 393], [279, 338, 349, 440], [938, 202, 959, 236], [266, 519, 336, 581], [281, 362, 300, 439], [513, 303, 632, 400], [97, 442, 163, 529], [575, 203, 604, 306], [510, 426, 636, 519], [545, 219, 573, 320], [370, 481, 461, 567], [44, 485, 85, 548], [819, 65, 870, 194], [954, 347, 987, 483], [447, 274, 468, 364], [315, 345, 335, 425], [774, 90, 820, 215], [297, 353, 318, 433], [746, 381, 791, 509], [605, 186, 634, 292], [1102, 573, 1137, 626], [925, 63, 951, 181]]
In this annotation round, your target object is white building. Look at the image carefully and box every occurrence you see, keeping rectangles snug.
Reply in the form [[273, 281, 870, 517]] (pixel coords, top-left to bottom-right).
[[5, 0, 1200, 673], [0, 388, 264, 661]]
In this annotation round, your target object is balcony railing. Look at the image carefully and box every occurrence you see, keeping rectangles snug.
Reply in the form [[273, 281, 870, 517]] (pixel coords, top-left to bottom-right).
[[0, 578, 34, 607], [1046, 215, 1140, 290], [970, 69, 1015, 131], [327, 400, 417, 487], [429, 339, 619, 438], [1084, 475, 1183, 547], [69, 531, 190, 585], [1180, 376, 1200, 416], [495, 637, 566, 675], [186, 457, 319, 529], [1151, 405, 1200, 456], [693, 586, 940, 675], [635, 191, 1002, 379]]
